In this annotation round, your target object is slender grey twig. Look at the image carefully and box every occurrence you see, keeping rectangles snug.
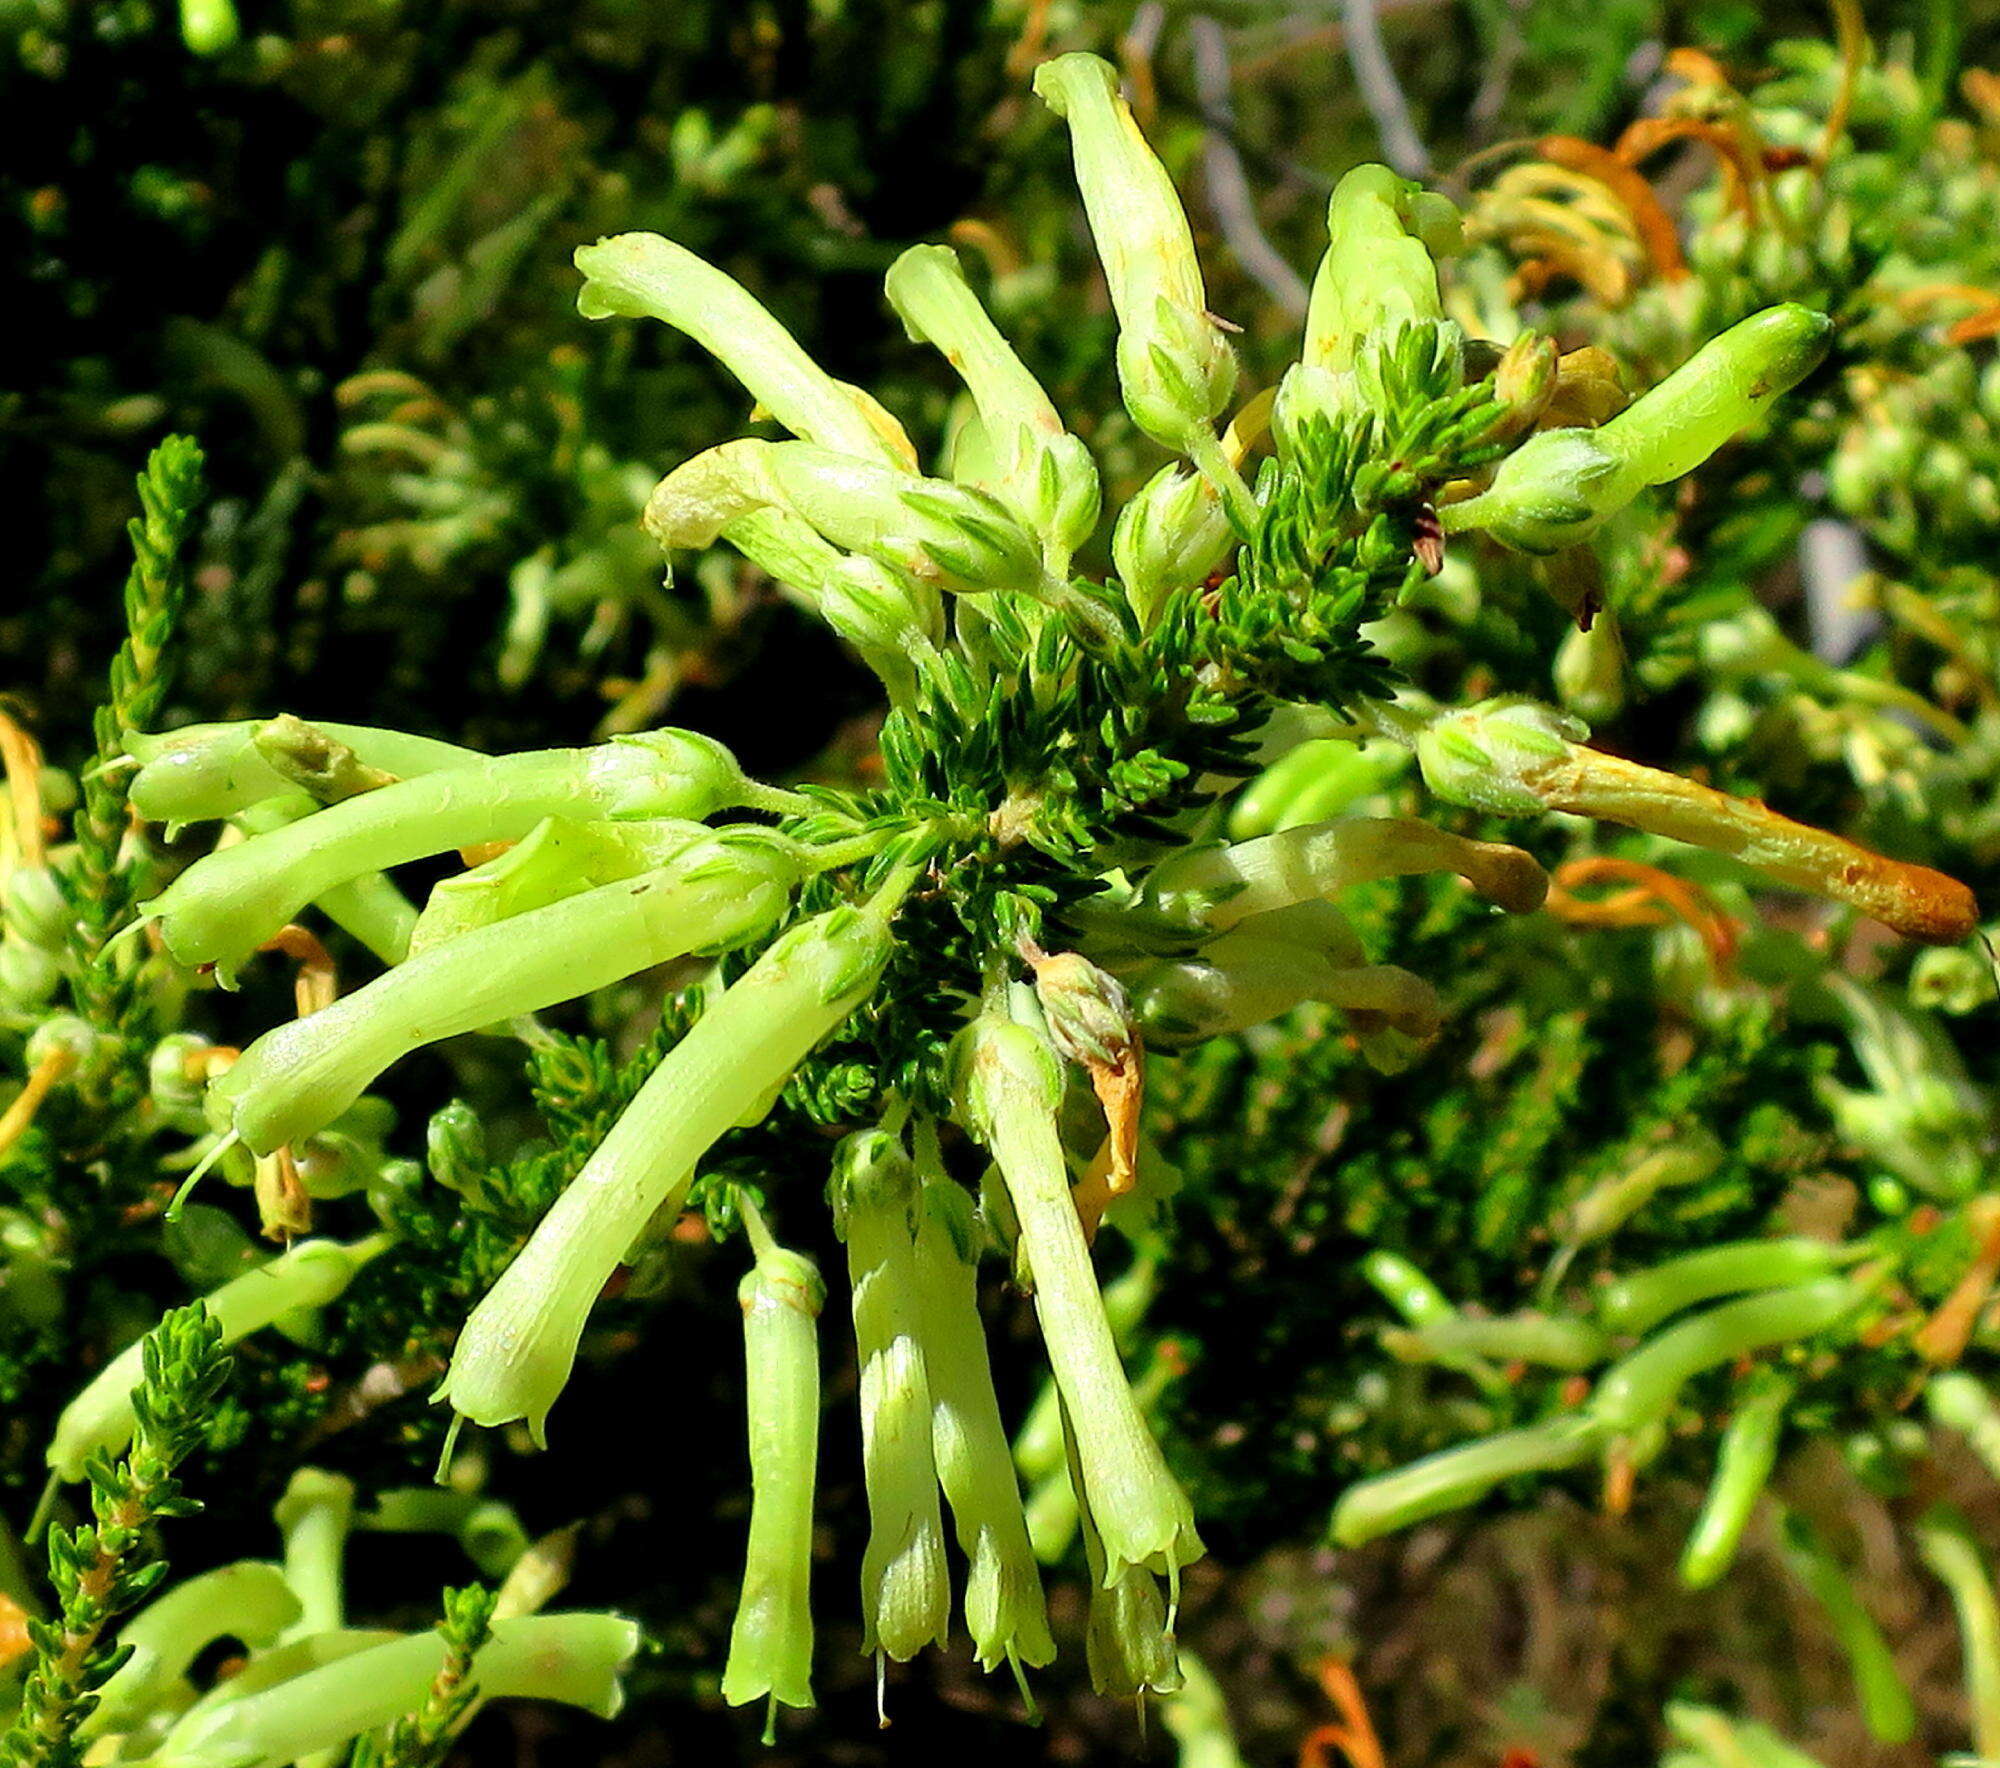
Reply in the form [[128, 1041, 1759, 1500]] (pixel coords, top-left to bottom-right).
[[1342, 0, 1431, 177], [1190, 16, 1310, 320]]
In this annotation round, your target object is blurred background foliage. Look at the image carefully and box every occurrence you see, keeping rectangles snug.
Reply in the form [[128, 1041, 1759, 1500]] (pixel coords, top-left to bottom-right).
[[12, 1, 2000, 1765]]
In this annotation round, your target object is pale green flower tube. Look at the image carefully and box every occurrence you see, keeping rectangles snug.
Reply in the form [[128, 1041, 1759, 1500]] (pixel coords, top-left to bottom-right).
[[149, 1613, 640, 1768], [574, 231, 913, 468], [722, 1212, 823, 1724], [1299, 165, 1460, 376], [126, 718, 482, 826], [646, 438, 1047, 600], [956, 1007, 1202, 1582], [1330, 1416, 1605, 1547], [884, 243, 1100, 565], [141, 731, 784, 981], [48, 1235, 393, 1480], [1033, 53, 1236, 461], [437, 883, 904, 1445], [405, 814, 709, 955], [831, 1129, 950, 1664], [908, 1148, 1055, 1674], [1441, 305, 1834, 553], [1145, 816, 1547, 927], [723, 507, 942, 704], [1064, 1394, 1182, 1699], [206, 830, 802, 1155], [85, 1562, 301, 1741]]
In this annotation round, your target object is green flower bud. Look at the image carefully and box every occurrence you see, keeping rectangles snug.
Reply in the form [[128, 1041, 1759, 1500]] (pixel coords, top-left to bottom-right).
[[1033, 53, 1235, 453], [1444, 305, 1833, 553], [1553, 612, 1628, 723], [149, 1032, 216, 1134], [1, 936, 61, 1009], [1111, 464, 1235, 627], [724, 508, 942, 704], [3, 863, 66, 948], [885, 243, 1101, 564], [426, 1100, 490, 1199], [575, 232, 913, 468]]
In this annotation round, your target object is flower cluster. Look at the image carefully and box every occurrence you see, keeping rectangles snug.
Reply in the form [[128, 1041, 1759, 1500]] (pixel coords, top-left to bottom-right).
[[12, 42, 1982, 1745]]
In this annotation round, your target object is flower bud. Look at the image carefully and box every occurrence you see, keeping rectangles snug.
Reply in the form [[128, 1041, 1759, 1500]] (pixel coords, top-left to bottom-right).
[[1033, 53, 1235, 453], [3, 864, 66, 949], [1111, 464, 1235, 626], [575, 232, 913, 468]]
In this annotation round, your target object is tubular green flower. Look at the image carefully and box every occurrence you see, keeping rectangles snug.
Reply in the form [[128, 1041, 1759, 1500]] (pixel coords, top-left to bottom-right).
[[405, 814, 711, 955], [574, 231, 914, 468], [138, 731, 783, 981], [1330, 1416, 1604, 1547], [1915, 1506, 2000, 1759], [1592, 1279, 1866, 1435], [907, 1147, 1055, 1674], [149, 1613, 640, 1768], [1145, 816, 1547, 928], [722, 1211, 823, 1724], [1064, 1394, 1183, 1699], [48, 1234, 393, 1481], [274, 1466, 355, 1642], [1032, 53, 1236, 459], [1388, 1311, 1607, 1372], [85, 1562, 301, 1742], [955, 1006, 1201, 1583], [1680, 1371, 1794, 1591], [884, 243, 1100, 566], [126, 718, 482, 827], [206, 830, 803, 1155], [1598, 1238, 1843, 1339], [1441, 305, 1834, 553], [1300, 165, 1460, 375], [436, 884, 902, 1446], [831, 1129, 950, 1665], [1783, 1510, 1919, 1744], [1407, 695, 1977, 943], [646, 437, 1055, 607], [1133, 930, 1439, 1046]]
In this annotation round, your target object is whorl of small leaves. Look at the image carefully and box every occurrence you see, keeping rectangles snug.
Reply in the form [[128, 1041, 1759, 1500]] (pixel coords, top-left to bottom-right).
[[0, 1305, 229, 1768], [62, 436, 205, 1084], [349, 1583, 498, 1768]]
